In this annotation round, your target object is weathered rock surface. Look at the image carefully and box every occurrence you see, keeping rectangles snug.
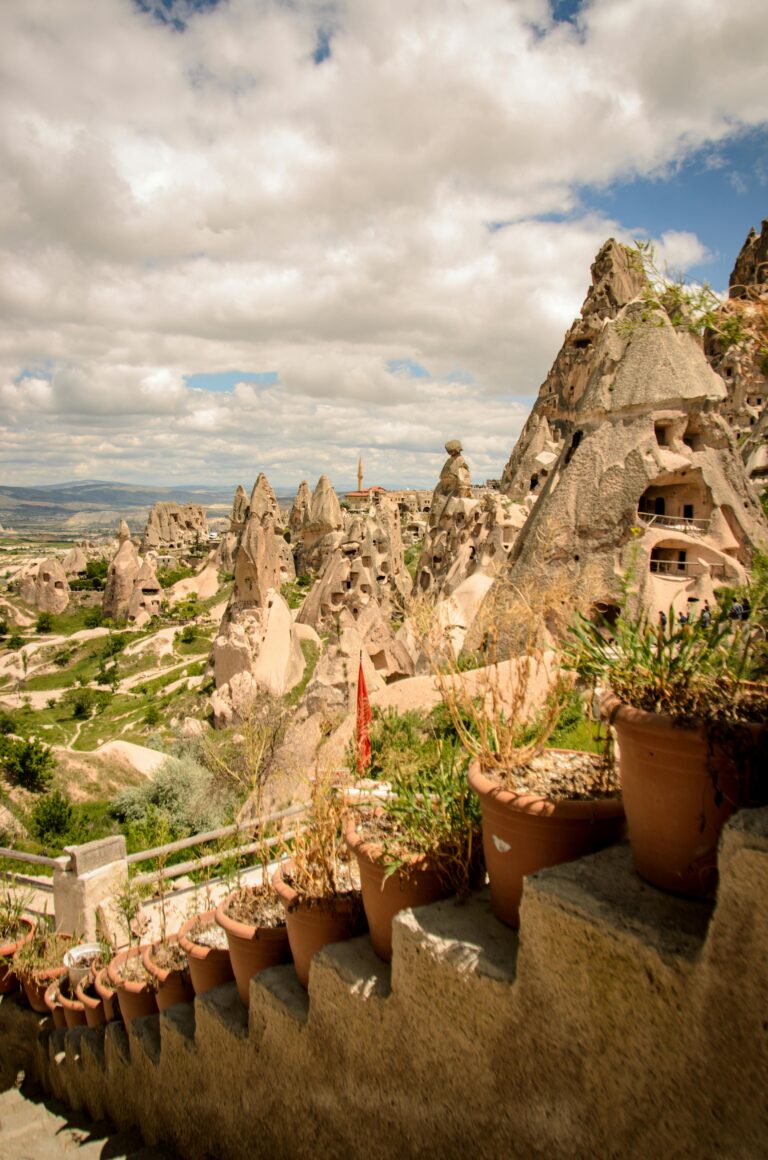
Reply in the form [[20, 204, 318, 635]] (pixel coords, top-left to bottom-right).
[[294, 474, 344, 575], [126, 559, 163, 626], [472, 238, 768, 644], [140, 502, 208, 553], [288, 480, 312, 540], [62, 545, 88, 576], [102, 537, 141, 621], [20, 558, 70, 614]]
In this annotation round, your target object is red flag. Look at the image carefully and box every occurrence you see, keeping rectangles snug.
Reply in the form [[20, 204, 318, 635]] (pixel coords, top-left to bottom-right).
[[356, 655, 371, 774]]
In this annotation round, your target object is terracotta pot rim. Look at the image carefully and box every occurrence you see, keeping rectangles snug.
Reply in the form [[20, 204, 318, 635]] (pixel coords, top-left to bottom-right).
[[215, 890, 287, 942], [344, 819, 441, 874], [178, 909, 229, 959], [107, 946, 155, 995], [94, 965, 116, 997], [44, 978, 62, 1013], [57, 977, 85, 1014], [601, 690, 766, 737], [141, 935, 188, 985], [0, 915, 36, 959], [271, 861, 360, 914], [468, 758, 624, 819], [75, 976, 102, 1011]]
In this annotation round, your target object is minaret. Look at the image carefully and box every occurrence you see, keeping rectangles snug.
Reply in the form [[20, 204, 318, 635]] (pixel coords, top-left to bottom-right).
[[357, 456, 364, 492]]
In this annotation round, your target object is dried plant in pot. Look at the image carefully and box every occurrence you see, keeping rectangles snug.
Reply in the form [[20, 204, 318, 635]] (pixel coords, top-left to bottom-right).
[[273, 777, 365, 989], [0, 877, 36, 994], [178, 908, 234, 996], [141, 855, 193, 1011], [57, 974, 87, 1029], [107, 880, 158, 1024], [44, 978, 67, 1030], [13, 918, 71, 1014], [345, 704, 483, 961], [568, 589, 768, 898], [421, 590, 624, 930]]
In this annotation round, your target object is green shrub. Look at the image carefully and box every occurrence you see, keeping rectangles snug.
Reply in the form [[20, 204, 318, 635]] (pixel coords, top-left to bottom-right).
[[7, 634, 24, 650], [144, 705, 161, 727], [179, 625, 196, 644], [35, 612, 54, 634], [83, 607, 103, 628], [0, 618, 8, 638], [111, 754, 235, 838], [29, 790, 73, 844], [61, 687, 109, 720], [0, 710, 16, 735], [0, 736, 55, 792]]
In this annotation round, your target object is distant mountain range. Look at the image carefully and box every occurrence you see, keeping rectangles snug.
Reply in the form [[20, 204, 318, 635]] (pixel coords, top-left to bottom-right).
[[0, 479, 295, 534]]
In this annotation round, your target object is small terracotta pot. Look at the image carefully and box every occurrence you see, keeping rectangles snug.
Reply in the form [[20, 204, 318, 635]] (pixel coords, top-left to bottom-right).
[[469, 756, 626, 928], [22, 965, 68, 1015], [44, 979, 67, 1029], [0, 916, 36, 994], [93, 966, 120, 1022], [75, 975, 107, 1028], [142, 937, 194, 1011], [604, 693, 768, 897], [178, 910, 234, 995], [345, 823, 451, 961], [272, 862, 365, 989], [57, 975, 87, 1028], [214, 893, 291, 1006], [107, 947, 158, 1024]]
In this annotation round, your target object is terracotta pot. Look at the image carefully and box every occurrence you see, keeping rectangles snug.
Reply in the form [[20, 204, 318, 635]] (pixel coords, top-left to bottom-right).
[[272, 862, 365, 989], [57, 976, 87, 1028], [22, 965, 68, 1015], [178, 909, 234, 995], [214, 893, 291, 1006], [468, 756, 626, 928], [107, 947, 158, 1024], [142, 937, 194, 1011], [75, 975, 107, 1028], [0, 916, 35, 994], [93, 966, 120, 1022], [44, 979, 67, 1029], [603, 693, 768, 897], [345, 823, 452, 961]]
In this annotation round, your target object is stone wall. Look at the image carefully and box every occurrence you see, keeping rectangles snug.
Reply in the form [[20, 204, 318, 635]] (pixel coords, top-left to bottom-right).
[[2, 809, 767, 1158]]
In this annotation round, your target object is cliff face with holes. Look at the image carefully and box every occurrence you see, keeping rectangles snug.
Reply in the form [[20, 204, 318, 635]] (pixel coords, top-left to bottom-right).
[[2, 809, 768, 1159], [472, 240, 768, 643]]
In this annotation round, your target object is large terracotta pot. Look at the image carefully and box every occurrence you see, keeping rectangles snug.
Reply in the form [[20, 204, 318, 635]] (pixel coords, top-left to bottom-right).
[[142, 937, 194, 1011], [107, 947, 158, 1024], [0, 916, 35, 994], [603, 693, 768, 897], [468, 757, 626, 928], [215, 892, 291, 1006], [75, 975, 108, 1028], [22, 965, 67, 1014], [345, 823, 451, 962], [178, 910, 234, 995], [57, 976, 87, 1028], [272, 862, 365, 989], [44, 979, 67, 1029], [93, 966, 120, 1023]]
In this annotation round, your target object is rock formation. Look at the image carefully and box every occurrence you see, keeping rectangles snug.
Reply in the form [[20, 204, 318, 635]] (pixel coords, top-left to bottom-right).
[[102, 535, 140, 621], [294, 475, 344, 576], [20, 558, 70, 614], [62, 545, 88, 577], [217, 485, 248, 573], [471, 238, 768, 645], [140, 502, 208, 554], [415, 441, 526, 601], [705, 220, 768, 494], [288, 480, 312, 541], [126, 559, 163, 626], [117, 520, 131, 543]]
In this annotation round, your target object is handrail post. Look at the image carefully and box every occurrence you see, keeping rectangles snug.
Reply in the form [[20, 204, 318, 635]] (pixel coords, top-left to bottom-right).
[[53, 836, 128, 939]]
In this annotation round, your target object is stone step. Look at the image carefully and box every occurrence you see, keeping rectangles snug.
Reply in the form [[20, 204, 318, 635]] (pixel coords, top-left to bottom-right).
[[0, 1086, 169, 1159]]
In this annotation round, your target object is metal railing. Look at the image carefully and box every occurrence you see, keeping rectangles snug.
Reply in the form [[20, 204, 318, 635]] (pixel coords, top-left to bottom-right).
[[637, 511, 710, 533], [650, 559, 697, 577]]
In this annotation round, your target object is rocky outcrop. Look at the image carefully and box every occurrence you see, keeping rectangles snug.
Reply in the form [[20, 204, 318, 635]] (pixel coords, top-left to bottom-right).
[[62, 545, 88, 577], [231, 485, 249, 530], [705, 220, 768, 493], [20, 558, 70, 614], [117, 520, 131, 544], [140, 502, 208, 554], [288, 480, 312, 541], [217, 485, 249, 573], [126, 559, 163, 626], [295, 475, 344, 576], [102, 538, 140, 621], [471, 238, 768, 645]]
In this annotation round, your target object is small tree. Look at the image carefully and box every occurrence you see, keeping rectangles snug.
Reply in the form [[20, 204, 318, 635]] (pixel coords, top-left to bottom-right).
[[1, 736, 56, 792], [35, 612, 54, 634], [30, 789, 74, 845]]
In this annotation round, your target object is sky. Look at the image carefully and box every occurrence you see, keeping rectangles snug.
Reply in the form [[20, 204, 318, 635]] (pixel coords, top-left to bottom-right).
[[1, 0, 767, 493]]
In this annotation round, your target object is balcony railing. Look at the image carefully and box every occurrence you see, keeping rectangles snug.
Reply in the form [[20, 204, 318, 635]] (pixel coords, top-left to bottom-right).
[[637, 511, 710, 534], [650, 559, 729, 580]]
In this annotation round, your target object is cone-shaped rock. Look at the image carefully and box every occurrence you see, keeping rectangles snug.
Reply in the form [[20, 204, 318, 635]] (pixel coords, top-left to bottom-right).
[[127, 559, 163, 626], [21, 558, 70, 614], [102, 538, 140, 620], [249, 473, 280, 526], [288, 480, 312, 538]]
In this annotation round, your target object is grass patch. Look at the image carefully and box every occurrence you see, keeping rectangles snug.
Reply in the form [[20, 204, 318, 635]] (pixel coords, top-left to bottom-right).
[[285, 640, 320, 707]]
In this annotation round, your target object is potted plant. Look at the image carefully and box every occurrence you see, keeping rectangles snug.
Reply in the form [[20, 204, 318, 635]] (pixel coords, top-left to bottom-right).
[[106, 880, 158, 1024], [345, 704, 482, 961], [141, 864, 193, 1011], [43, 978, 67, 1029], [56, 974, 87, 1028], [425, 600, 625, 928], [12, 917, 71, 1013], [272, 777, 365, 988], [178, 907, 234, 996], [568, 597, 768, 898], [0, 877, 35, 994]]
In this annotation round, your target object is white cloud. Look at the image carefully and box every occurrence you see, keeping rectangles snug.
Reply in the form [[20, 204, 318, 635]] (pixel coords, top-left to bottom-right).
[[0, 0, 765, 488]]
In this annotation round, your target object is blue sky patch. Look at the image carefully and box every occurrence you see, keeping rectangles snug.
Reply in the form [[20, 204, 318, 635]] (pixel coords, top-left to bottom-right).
[[184, 370, 278, 392], [132, 0, 221, 33], [15, 362, 54, 383], [313, 26, 334, 64], [387, 359, 430, 379]]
